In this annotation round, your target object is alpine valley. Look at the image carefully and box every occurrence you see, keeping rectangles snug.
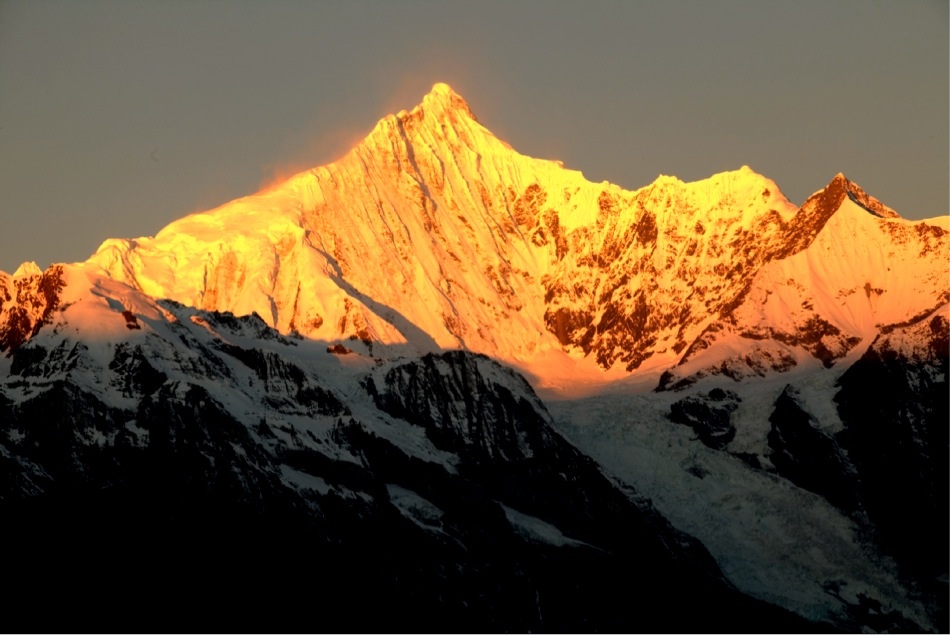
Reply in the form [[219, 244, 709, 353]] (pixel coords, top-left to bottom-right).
[[1, 84, 946, 631]]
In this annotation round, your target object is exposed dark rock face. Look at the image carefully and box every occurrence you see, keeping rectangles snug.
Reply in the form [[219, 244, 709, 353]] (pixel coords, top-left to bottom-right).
[[834, 315, 949, 582], [767, 385, 859, 512], [668, 388, 740, 450], [108, 343, 168, 396], [365, 351, 551, 462], [776, 173, 851, 258], [0, 265, 65, 353], [367, 352, 699, 552]]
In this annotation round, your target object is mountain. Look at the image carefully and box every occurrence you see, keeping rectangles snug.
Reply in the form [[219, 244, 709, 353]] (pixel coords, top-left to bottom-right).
[[0, 268, 814, 631], [74, 83, 948, 395], [1, 83, 946, 631]]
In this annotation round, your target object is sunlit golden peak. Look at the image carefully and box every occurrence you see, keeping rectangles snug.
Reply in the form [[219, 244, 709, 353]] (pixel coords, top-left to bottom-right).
[[420, 82, 474, 118], [823, 172, 902, 219], [430, 82, 457, 97]]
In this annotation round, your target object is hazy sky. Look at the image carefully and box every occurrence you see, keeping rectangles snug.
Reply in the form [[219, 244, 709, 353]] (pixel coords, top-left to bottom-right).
[[1, 0, 947, 272]]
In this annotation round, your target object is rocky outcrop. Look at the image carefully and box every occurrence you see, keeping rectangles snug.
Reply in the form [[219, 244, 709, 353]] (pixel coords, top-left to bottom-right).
[[0, 265, 65, 354], [365, 351, 552, 461], [669, 388, 740, 450], [767, 385, 858, 512], [834, 311, 949, 580]]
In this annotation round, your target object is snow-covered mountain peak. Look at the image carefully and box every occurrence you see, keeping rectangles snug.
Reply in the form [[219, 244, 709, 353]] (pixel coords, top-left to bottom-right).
[[358, 81, 504, 167], [640, 165, 794, 225], [661, 168, 948, 390], [810, 172, 902, 221], [12, 261, 41, 279], [2, 84, 948, 630], [418, 82, 473, 116], [7, 85, 947, 396]]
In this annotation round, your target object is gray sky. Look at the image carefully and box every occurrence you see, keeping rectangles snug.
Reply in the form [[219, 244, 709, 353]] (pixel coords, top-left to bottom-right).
[[1, 0, 947, 272]]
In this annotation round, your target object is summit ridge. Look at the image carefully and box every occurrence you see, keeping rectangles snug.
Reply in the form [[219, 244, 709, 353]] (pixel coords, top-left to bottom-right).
[[3, 84, 948, 393], [420, 81, 471, 112]]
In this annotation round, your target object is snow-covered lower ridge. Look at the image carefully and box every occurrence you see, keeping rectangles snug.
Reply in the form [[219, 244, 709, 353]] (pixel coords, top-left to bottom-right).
[[0, 82, 925, 393], [0, 260, 943, 630], [549, 379, 939, 630], [3, 273, 822, 631]]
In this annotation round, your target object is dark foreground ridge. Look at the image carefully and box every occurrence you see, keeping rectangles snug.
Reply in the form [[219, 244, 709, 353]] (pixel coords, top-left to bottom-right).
[[0, 303, 822, 632]]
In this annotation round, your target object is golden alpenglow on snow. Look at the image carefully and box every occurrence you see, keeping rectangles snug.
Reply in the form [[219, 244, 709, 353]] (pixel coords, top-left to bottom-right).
[[65, 84, 948, 396], [1, 85, 946, 633]]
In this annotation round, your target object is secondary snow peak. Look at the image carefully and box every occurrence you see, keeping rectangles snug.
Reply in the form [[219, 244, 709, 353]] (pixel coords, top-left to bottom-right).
[[807, 173, 902, 221], [12, 261, 41, 279]]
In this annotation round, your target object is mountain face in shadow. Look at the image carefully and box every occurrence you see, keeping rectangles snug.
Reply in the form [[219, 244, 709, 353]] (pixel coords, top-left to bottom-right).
[[1, 300, 815, 632]]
